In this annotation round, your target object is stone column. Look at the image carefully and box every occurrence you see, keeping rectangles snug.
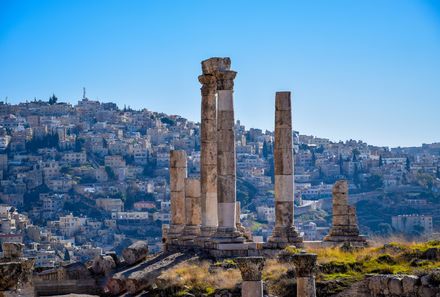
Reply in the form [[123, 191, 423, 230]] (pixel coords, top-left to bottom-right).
[[167, 150, 187, 245], [236, 257, 265, 297], [181, 178, 201, 245], [198, 72, 218, 241], [323, 180, 366, 245], [214, 69, 244, 242], [292, 253, 317, 297], [268, 92, 302, 248]]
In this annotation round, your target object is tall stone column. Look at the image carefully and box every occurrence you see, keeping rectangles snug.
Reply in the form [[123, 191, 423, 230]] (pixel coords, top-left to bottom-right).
[[268, 92, 302, 248], [236, 257, 265, 297], [198, 72, 218, 241], [167, 150, 187, 245], [181, 178, 201, 245], [214, 69, 244, 242], [292, 253, 318, 297]]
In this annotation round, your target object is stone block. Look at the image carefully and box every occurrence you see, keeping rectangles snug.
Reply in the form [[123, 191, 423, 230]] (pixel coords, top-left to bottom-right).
[[275, 175, 294, 202], [201, 142, 217, 165], [332, 214, 350, 226], [217, 175, 236, 203], [275, 201, 294, 227], [274, 148, 293, 175], [274, 127, 292, 149], [201, 96, 216, 120], [122, 241, 148, 265], [169, 150, 187, 168], [201, 57, 231, 75], [202, 192, 218, 227], [201, 120, 217, 141], [2, 242, 24, 259], [217, 110, 234, 129], [185, 178, 201, 198], [275, 92, 291, 111], [402, 275, 419, 294], [332, 205, 349, 216], [218, 202, 236, 228], [185, 197, 201, 226], [201, 164, 217, 192], [171, 191, 186, 225], [217, 128, 235, 152], [217, 151, 236, 175], [170, 167, 187, 192], [217, 90, 234, 111], [275, 110, 292, 129]]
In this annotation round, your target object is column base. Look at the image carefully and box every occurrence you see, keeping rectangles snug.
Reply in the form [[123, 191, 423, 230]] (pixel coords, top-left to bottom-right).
[[195, 226, 217, 248], [166, 224, 185, 245], [266, 226, 303, 249], [211, 227, 246, 244], [179, 225, 201, 247]]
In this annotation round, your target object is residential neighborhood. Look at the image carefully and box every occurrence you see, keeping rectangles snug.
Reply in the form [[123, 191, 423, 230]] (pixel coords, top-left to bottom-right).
[[0, 96, 439, 269]]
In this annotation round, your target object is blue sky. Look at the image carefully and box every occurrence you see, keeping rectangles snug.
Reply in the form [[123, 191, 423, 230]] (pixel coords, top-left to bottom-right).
[[0, 0, 439, 147]]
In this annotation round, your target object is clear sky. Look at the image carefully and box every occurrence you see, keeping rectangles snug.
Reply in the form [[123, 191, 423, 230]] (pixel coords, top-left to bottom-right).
[[0, 0, 439, 147]]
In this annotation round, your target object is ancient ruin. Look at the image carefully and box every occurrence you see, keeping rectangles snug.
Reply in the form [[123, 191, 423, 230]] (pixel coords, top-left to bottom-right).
[[164, 58, 305, 257], [323, 179, 367, 246], [167, 150, 187, 247], [267, 91, 303, 248], [292, 252, 318, 297], [236, 257, 265, 297]]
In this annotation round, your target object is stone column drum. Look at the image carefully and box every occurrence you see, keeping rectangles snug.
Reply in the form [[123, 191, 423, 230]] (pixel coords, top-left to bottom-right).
[[167, 150, 187, 244], [198, 72, 219, 240], [181, 178, 202, 244], [214, 69, 244, 242], [323, 180, 367, 245], [236, 257, 265, 297], [292, 253, 318, 297], [268, 92, 302, 248]]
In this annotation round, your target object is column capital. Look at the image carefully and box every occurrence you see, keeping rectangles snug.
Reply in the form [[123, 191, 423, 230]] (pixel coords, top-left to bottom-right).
[[215, 70, 237, 90], [201, 57, 231, 74], [291, 253, 318, 277], [198, 74, 217, 96], [236, 257, 265, 281]]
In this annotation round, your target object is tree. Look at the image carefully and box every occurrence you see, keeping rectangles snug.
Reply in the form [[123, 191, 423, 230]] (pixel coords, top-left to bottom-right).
[[366, 174, 383, 190], [352, 148, 360, 162], [262, 141, 268, 159], [377, 223, 393, 236], [105, 166, 116, 180], [379, 155, 383, 167], [48, 94, 58, 105], [311, 151, 316, 167], [339, 154, 344, 175], [436, 167, 440, 179], [64, 249, 71, 261], [412, 225, 425, 237], [406, 157, 411, 171]]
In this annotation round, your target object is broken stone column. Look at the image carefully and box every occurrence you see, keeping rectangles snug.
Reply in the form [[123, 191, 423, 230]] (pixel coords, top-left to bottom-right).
[[2, 242, 24, 260], [91, 255, 116, 276], [214, 67, 244, 243], [267, 92, 303, 248], [122, 241, 149, 265], [236, 257, 265, 297], [181, 178, 201, 245], [292, 253, 317, 297], [198, 68, 219, 243], [167, 150, 187, 245], [236, 201, 252, 241], [323, 180, 367, 246]]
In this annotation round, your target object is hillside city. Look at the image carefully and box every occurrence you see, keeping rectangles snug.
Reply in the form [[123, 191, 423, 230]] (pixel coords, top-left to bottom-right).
[[1, 95, 439, 270]]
